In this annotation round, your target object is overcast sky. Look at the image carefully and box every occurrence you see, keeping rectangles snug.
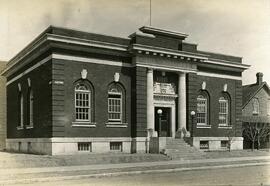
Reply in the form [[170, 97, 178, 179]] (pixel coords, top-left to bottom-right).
[[0, 0, 270, 85]]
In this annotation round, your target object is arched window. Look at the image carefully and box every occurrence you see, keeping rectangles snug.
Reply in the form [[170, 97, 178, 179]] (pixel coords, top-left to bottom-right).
[[27, 88, 34, 127], [219, 96, 229, 126], [108, 83, 124, 123], [252, 98, 259, 115], [75, 82, 91, 122], [197, 94, 208, 125], [19, 92, 24, 128]]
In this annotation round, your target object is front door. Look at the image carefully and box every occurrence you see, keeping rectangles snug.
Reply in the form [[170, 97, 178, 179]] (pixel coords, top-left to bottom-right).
[[155, 107, 171, 137]]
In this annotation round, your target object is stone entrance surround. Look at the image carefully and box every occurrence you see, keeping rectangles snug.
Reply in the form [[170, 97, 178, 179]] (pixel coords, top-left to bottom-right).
[[147, 68, 188, 139]]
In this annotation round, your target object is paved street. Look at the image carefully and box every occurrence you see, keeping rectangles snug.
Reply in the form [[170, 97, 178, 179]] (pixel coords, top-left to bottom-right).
[[12, 164, 270, 186]]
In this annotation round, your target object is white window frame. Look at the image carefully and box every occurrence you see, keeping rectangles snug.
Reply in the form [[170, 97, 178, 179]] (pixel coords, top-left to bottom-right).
[[252, 98, 259, 115], [110, 142, 122, 151], [19, 93, 24, 128], [78, 142, 92, 152], [221, 140, 229, 148], [108, 90, 122, 123], [26, 89, 34, 128], [200, 141, 209, 150], [75, 84, 91, 122], [219, 97, 229, 126], [197, 95, 207, 125]]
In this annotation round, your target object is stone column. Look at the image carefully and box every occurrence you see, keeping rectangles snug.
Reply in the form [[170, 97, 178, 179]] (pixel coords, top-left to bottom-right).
[[146, 68, 155, 137], [177, 72, 187, 138]]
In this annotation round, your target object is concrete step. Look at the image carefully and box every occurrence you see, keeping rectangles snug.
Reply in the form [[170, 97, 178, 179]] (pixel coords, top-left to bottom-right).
[[166, 141, 188, 145], [165, 144, 192, 148], [163, 138, 205, 160]]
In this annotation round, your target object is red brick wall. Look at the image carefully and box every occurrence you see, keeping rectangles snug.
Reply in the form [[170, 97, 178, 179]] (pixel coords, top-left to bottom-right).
[[6, 60, 52, 139], [52, 58, 133, 138], [187, 73, 243, 137], [243, 86, 270, 117]]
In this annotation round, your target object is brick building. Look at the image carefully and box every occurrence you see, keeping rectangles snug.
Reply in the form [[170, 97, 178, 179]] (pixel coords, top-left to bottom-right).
[[0, 61, 7, 150], [242, 73, 270, 149], [1, 26, 249, 155]]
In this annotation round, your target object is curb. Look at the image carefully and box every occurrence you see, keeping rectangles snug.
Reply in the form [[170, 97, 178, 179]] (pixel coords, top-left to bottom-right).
[[1, 161, 270, 185]]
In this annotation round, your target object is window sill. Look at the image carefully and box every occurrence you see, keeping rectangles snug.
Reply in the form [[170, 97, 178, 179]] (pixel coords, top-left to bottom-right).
[[72, 122, 96, 128], [17, 126, 23, 130], [196, 124, 211, 128], [106, 123, 128, 128], [26, 126, 34, 129], [218, 125, 232, 129]]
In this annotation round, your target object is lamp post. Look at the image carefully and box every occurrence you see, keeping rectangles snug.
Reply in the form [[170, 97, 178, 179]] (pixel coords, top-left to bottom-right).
[[157, 109, 163, 137], [190, 111, 196, 137]]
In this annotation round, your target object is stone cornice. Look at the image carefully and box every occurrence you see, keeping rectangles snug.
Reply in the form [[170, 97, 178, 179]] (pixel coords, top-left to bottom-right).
[[2, 33, 129, 77], [204, 59, 250, 70], [154, 94, 178, 100], [131, 44, 208, 61], [131, 44, 250, 70], [46, 34, 128, 51], [139, 26, 188, 40]]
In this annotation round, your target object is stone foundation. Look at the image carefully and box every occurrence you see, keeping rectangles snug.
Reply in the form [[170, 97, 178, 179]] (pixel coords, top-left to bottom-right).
[[191, 137, 243, 151], [6, 137, 133, 155]]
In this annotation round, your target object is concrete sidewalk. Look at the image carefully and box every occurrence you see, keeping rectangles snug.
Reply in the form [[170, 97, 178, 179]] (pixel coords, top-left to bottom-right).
[[0, 155, 270, 185], [1, 155, 270, 175]]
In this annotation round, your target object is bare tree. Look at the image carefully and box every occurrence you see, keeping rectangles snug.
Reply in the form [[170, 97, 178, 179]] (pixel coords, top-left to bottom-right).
[[225, 126, 236, 152], [242, 122, 270, 151], [242, 122, 257, 151], [257, 123, 270, 150]]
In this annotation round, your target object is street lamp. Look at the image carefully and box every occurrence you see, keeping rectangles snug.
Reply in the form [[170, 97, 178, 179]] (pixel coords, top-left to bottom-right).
[[157, 109, 163, 137], [190, 111, 196, 137]]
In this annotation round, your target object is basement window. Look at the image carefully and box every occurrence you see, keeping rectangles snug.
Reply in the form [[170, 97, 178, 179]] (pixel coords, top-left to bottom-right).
[[200, 141, 209, 150], [78, 142, 92, 152], [110, 142, 122, 151], [221, 141, 229, 148]]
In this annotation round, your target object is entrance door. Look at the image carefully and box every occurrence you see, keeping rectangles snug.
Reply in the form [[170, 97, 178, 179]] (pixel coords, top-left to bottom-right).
[[155, 107, 171, 137]]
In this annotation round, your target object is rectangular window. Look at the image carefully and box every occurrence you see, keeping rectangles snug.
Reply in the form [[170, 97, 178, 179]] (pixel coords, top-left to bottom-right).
[[108, 94, 122, 122], [110, 142, 122, 151], [221, 140, 228, 148], [78, 142, 92, 152], [252, 98, 259, 115], [197, 97, 207, 125], [200, 141, 209, 150], [219, 99, 228, 126], [19, 93, 24, 128], [27, 90, 34, 128], [75, 92, 90, 121]]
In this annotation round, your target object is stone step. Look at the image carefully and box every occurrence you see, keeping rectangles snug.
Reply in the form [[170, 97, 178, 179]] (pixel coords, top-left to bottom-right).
[[165, 149, 200, 154], [163, 138, 205, 160], [166, 140, 191, 145], [165, 144, 191, 148], [166, 144, 188, 147], [166, 139, 187, 143]]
